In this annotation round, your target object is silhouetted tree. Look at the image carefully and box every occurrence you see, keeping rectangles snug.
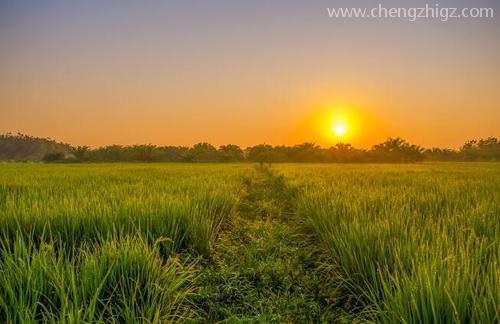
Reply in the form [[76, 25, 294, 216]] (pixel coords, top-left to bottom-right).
[[42, 152, 65, 162], [328, 143, 366, 162], [156, 146, 189, 162], [129, 145, 158, 162], [460, 137, 500, 161], [477, 137, 500, 160], [370, 138, 424, 162], [218, 144, 244, 162], [71, 146, 90, 162], [289, 143, 324, 162], [187, 143, 219, 162], [2, 133, 499, 163], [460, 140, 479, 161], [424, 148, 460, 161], [0, 133, 71, 161], [90, 145, 128, 162], [246, 144, 274, 163]]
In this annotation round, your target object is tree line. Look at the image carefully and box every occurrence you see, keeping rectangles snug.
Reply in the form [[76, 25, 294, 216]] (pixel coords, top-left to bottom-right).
[[1, 133, 499, 163]]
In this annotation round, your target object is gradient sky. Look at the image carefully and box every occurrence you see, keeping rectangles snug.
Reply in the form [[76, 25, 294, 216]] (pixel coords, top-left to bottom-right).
[[1, 0, 499, 148]]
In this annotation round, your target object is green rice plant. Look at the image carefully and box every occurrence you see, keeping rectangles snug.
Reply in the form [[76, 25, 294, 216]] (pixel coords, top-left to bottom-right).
[[0, 235, 196, 323], [0, 163, 246, 321], [283, 163, 499, 323], [0, 163, 244, 257], [1, 162, 497, 321]]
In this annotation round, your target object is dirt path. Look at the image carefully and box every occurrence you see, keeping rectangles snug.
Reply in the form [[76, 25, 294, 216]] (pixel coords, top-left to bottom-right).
[[192, 166, 342, 322]]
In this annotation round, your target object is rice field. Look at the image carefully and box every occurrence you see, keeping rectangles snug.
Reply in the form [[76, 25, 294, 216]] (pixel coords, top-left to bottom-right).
[[282, 163, 499, 323], [0, 163, 498, 322], [0, 163, 245, 322]]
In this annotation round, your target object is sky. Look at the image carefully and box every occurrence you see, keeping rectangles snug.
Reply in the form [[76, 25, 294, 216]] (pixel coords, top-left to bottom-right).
[[1, 0, 499, 148]]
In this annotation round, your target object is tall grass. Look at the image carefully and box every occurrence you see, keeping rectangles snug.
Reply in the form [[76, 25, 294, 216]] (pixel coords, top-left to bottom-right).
[[0, 235, 196, 322], [2, 162, 498, 321], [0, 163, 242, 256], [283, 163, 499, 323], [0, 163, 246, 321]]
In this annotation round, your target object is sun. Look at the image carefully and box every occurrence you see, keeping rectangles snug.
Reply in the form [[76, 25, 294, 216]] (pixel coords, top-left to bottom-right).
[[332, 123, 347, 137], [309, 107, 358, 144]]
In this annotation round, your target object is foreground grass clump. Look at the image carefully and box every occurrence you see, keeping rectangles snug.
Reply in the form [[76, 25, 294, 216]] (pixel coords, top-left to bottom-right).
[[0, 236, 195, 322], [281, 163, 499, 323], [0, 163, 247, 321]]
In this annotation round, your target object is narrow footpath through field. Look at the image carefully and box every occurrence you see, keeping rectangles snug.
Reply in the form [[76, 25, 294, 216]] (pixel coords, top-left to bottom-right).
[[192, 166, 344, 322]]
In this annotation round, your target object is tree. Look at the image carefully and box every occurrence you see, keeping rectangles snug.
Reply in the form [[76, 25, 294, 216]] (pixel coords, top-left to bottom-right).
[[461, 137, 500, 161], [90, 145, 127, 162], [156, 146, 189, 162], [371, 138, 424, 162], [424, 148, 459, 161], [129, 145, 158, 162], [5, 132, 499, 163], [71, 146, 90, 162], [246, 144, 275, 163], [218, 144, 244, 162], [0, 133, 71, 161], [187, 143, 219, 162], [289, 143, 323, 162], [328, 143, 365, 162], [42, 152, 65, 162]]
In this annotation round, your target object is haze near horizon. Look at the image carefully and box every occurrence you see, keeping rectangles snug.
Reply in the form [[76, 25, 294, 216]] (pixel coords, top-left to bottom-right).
[[1, 0, 499, 149]]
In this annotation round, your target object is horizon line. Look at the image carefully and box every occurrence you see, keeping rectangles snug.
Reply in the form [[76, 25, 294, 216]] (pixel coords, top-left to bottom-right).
[[3, 132, 499, 151]]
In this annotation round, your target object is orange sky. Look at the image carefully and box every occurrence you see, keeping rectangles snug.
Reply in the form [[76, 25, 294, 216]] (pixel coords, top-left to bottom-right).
[[1, 1, 499, 149]]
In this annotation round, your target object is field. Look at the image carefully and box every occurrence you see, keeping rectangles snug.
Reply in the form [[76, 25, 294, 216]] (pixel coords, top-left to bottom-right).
[[0, 163, 498, 323]]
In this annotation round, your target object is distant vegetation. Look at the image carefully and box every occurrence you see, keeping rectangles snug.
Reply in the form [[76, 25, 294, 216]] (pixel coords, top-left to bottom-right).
[[0, 134, 72, 161], [1, 133, 499, 163]]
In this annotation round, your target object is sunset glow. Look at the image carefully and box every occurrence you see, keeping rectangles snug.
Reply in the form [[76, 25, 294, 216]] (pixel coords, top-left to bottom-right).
[[332, 123, 347, 137], [0, 1, 499, 148]]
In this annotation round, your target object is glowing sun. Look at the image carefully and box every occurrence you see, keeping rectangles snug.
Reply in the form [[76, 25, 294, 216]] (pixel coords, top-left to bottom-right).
[[332, 123, 347, 136]]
